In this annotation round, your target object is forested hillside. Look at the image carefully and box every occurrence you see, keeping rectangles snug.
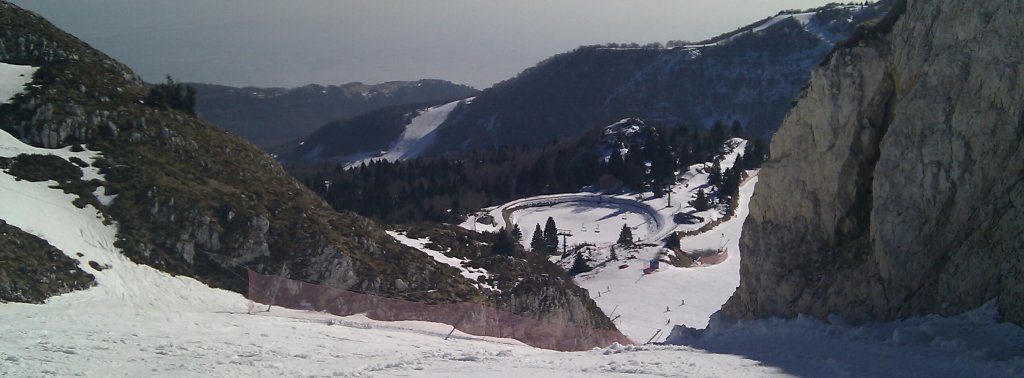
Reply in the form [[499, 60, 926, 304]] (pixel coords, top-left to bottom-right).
[[425, 2, 892, 155], [299, 119, 766, 224]]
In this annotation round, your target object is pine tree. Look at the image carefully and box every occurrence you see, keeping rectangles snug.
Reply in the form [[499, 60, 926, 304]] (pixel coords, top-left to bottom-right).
[[708, 160, 723, 187], [710, 121, 728, 145], [530, 224, 547, 253], [510, 224, 523, 242], [731, 120, 744, 139], [664, 232, 680, 251], [691, 188, 712, 211], [543, 217, 559, 254], [617, 224, 634, 247], [568, 251, 592, 276], [491, 228, 516, 256], [145, 75, 197, 115]]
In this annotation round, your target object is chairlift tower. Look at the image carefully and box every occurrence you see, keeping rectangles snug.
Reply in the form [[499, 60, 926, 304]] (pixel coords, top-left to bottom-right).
[[557, 229, 573, 255]]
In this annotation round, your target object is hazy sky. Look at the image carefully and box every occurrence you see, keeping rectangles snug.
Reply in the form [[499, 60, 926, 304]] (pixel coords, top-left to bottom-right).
[[11, 0, 841, 89]]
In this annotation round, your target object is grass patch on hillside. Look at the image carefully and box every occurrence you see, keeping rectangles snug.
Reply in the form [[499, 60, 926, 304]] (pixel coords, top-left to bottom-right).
[[0, 220, 95, 303]]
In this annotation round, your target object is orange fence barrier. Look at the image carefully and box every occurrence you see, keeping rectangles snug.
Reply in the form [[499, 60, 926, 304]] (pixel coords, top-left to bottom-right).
[[247, 269, 633, 351]]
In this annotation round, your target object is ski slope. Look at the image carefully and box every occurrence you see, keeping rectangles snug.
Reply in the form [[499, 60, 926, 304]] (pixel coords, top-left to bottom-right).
[[347, 98, 466, 167], [463, 139, 755, 342], [576, 175, 758, 343]]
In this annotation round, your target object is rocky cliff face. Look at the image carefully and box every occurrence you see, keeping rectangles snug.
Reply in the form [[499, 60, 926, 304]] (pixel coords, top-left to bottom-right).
[[723, 0, 1024, 325]]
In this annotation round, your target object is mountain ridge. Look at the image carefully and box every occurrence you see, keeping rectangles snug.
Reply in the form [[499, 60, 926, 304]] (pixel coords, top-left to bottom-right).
[[191, 79, 477, 153], [423, 2, 894, 157]]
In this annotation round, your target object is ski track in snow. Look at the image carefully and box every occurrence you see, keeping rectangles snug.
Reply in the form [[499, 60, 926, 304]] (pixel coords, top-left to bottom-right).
[[1, 65, 1022, 375]]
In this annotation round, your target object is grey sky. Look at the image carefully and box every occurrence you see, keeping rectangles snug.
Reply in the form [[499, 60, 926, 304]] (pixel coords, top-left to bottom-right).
[[11, 0, 843, 89]]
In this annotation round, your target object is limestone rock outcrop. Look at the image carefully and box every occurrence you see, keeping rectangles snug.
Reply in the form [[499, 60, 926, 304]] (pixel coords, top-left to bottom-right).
[[723, 0, 1024, 325]]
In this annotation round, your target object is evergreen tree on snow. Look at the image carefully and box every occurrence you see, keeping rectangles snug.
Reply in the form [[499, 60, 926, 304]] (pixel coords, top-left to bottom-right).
[[543, 217, 559, 254], [510, 224, 523, 242], [691, 188, 712, 211], [617, 224, 634, 247], [568, 251, 592, 276], [530, 224, 547, 253]]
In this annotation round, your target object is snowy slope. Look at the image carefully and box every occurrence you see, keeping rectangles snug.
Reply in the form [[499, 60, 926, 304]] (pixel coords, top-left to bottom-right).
[[576, 174, 757, 343], [347, 98, 467, 167], [0, 62, 35, 103], [460, 138, 751, 342], [3, 127, 1021, 375], [0, 113, 773, 375]]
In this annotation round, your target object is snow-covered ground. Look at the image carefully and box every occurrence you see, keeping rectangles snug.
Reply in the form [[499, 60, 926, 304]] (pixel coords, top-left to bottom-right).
[[457, 138, 751, 343], [2, 65, 1021, 375], [512, 196, 660, 249], [4, 124, 1020, 375], [0, 62, 35, 103], [0, 108, 770, 375], [679, 5, 863, 50], [667, 302, 1024, 377], [347, 98, 467, 167], [575, 175, 757, 343], [465, 138, 749, 250]]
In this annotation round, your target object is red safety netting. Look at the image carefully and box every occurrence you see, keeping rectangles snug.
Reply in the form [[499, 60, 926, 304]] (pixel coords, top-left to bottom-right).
[[247, 269, 633, 351], [694, 249, 728, 266]]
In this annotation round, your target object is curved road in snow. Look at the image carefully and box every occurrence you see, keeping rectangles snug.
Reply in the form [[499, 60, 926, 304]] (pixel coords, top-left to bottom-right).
[[497, 192, 670, 244]]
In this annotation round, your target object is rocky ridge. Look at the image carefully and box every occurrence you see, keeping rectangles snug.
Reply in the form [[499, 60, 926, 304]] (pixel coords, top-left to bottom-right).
[[723, 0, 1024, 325]]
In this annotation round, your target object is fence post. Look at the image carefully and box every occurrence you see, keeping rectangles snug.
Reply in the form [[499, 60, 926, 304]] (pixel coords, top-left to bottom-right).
[[645, 329, 662, 344], [266, 263, 289, 312]]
